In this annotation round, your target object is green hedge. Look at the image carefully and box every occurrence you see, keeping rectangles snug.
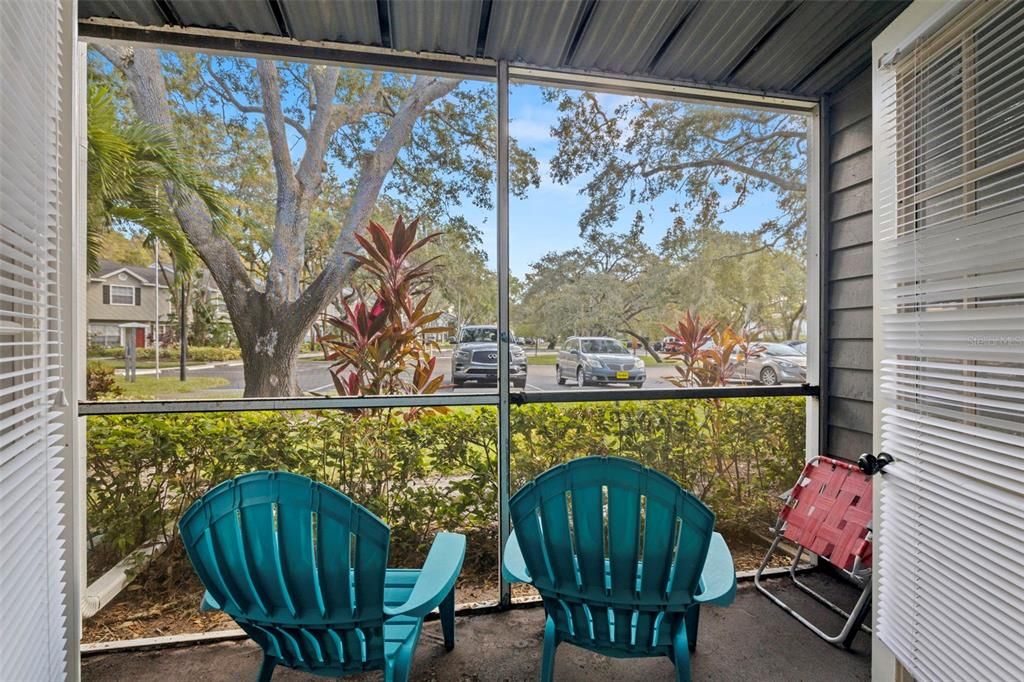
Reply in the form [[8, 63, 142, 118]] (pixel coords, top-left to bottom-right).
[[88, 345, 242, 362], [86, 398, 803, 578]]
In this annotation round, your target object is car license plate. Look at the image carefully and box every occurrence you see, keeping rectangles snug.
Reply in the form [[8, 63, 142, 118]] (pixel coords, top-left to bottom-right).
[[615, 371, 629, 380]]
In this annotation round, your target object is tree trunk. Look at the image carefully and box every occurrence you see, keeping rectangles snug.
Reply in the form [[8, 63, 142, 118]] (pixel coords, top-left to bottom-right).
[[96, 46, 459, 398], [241, 341, 301, 397], [236, 306, 308, 397], [619, 329, 662, 362]]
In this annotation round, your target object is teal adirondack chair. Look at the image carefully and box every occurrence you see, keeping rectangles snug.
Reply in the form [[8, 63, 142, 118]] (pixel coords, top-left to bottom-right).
[[503, 456, 736, 682], [179, 471, 466, 681]]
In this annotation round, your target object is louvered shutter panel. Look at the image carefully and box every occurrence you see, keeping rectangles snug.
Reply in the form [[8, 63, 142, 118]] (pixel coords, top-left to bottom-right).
[[0, 1, 70, 680], [134, 286, 141, 306], [875, 2, 1024, 681], [103, 284, 109, 304]]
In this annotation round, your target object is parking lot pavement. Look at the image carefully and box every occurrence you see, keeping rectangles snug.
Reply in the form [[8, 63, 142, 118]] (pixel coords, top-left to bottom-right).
[[474, 364, 681, 393], [152, 354, 786, 399]]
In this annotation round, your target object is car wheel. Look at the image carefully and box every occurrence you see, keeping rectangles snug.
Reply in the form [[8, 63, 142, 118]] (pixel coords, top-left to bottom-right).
[[556, 365, 566, 385], [576, 367, 585, 388], [513, 378, 526, 389], [631, 382, 644, 389], [760, 367, 779, 386]]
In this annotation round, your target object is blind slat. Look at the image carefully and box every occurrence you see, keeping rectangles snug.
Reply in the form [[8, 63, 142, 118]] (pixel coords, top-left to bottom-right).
[[876, 2, 1024, 680], [0, 0, 69, 679]]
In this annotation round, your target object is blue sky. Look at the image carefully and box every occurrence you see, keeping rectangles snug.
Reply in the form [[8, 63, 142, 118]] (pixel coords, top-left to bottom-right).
[[462, 83, 784, 277], [92, 50, 785, 278]]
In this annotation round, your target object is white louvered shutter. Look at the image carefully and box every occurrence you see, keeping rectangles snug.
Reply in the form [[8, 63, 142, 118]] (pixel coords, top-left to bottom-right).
[[874, 1, 1024, 681], [0, 0, 70, 679]]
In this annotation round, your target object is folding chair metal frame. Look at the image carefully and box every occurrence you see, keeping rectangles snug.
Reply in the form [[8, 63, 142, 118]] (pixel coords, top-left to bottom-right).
[[754, 456, 874, 648]]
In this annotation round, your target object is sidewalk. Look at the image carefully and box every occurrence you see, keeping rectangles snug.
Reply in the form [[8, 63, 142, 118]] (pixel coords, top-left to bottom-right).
[[112, 351, 326, 377]]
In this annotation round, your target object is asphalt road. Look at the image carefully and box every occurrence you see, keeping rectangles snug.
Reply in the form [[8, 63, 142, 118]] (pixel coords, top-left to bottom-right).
[[176, 352, 685, 396]]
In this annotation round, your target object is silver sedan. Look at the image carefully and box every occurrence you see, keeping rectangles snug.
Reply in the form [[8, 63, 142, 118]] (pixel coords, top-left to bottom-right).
[[732, 343, 807, 385], [556, 337, 646, 388]]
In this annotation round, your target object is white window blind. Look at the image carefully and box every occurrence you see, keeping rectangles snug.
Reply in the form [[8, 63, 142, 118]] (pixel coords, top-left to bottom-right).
[[0, 1, 70, 680], [875, 2, 1024, 681]]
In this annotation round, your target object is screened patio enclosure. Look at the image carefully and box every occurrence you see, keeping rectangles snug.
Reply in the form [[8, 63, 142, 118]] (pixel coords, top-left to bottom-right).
[[2, 1, 1022, 681]]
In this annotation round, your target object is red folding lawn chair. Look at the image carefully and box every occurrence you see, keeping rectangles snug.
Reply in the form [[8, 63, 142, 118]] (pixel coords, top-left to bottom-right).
[[754, 455, 885, 648]]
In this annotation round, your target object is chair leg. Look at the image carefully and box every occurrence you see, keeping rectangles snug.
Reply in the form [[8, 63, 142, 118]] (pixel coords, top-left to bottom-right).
[[684, 606, 700, 653], [256, 654, 277, 682], [441, 586, 456, 651], [540, 615, 559, 682], [840, 584, 873, 649], [385, 655, 412, 682], [672, 623, 692, 682]]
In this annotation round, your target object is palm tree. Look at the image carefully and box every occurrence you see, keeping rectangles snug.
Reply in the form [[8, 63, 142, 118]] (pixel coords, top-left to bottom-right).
[[86, 85, 230, 275]]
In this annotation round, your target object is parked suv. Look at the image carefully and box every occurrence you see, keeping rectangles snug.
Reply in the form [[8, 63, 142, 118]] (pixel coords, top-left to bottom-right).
[[654, 336, 682, 353], [451, 325, 528, 388], [556, 336, 645, 388]]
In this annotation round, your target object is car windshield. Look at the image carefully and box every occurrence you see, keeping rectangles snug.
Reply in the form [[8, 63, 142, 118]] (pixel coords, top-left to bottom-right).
[[581, 339, 628, 354], [460, 327, 497, 343], [760, 343, 804, 356]]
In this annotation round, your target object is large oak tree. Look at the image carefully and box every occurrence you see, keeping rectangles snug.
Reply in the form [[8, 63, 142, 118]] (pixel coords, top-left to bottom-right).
[[546, 90, 808, 252], [95, 46, 536, 396]]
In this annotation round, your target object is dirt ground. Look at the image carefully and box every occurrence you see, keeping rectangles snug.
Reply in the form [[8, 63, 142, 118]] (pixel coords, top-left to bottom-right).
[[83, 537, 788, 643]]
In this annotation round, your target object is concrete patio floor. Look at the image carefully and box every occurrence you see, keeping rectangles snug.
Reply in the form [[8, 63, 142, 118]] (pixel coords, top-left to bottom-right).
[[82, 572, 870, 681]]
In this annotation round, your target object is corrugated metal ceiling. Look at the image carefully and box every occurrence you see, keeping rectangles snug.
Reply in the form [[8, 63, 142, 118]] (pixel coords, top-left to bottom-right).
[[78, 0, 909, 98]]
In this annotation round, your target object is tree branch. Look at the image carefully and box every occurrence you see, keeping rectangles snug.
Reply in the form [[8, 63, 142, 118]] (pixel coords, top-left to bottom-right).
[[639, 158, 805, 192], [256, 60, 297, 188], [205, 61, 309, 138], [294, 76, 459, 332]]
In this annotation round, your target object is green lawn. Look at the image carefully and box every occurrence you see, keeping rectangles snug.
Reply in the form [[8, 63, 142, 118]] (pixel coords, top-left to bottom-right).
[[114, 375, 231, 399], [90, 357, 210, 370]]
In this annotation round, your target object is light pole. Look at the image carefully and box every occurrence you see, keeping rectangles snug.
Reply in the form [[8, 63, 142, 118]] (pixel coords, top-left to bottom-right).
[[154, 241, 160, 379], [180, 278, 187, 382]]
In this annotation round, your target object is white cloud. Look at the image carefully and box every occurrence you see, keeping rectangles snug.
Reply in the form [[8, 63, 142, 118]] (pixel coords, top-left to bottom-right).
[[509, 117, 552, 143], [595, 92, 631, 110]]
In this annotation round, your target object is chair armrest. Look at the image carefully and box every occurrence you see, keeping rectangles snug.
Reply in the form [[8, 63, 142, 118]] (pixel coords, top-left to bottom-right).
[[694, 532, 736, 606], [383, 532, 466, 619], [200, 590, 221, 612], [501, 529, 532, 584]]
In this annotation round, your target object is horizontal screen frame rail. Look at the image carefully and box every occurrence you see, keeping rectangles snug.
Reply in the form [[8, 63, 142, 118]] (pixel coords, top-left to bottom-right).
[[77, 384, 817, 415]]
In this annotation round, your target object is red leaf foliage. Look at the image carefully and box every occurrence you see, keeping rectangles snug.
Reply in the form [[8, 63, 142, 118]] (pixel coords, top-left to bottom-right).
[[319, 216, 451, 418]]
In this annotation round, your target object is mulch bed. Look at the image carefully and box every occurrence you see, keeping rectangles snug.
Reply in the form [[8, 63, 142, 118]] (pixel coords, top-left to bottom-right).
[[83, 536, 789, 644]]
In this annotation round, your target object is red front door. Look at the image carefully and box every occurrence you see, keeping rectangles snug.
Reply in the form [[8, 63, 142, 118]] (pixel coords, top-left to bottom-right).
[[135, 328, 146, 348]]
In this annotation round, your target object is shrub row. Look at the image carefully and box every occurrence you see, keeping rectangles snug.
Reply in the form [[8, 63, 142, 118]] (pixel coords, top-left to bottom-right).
[[88, 345, 242, 362], [86, 398, 804, 579]]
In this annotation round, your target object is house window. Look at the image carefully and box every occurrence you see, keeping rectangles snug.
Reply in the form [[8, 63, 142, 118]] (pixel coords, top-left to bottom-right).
[[87, 324, 121, 347], [109, 285, 136, 306], [896, 3, 1024, 233]]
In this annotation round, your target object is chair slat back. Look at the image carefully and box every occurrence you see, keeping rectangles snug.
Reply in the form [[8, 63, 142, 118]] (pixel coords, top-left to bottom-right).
[[510, 457, 715, 653], [180, 471, 390, 673], [779, 456, 873, 570]]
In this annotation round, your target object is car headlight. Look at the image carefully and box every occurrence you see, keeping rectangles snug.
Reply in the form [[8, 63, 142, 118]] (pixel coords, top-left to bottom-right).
[[511, 348, 526, 360], [634, 358, 645, 369], [584, 356, 603, 368], [454, 350, 470, 361], [777, 360, 798, 369]]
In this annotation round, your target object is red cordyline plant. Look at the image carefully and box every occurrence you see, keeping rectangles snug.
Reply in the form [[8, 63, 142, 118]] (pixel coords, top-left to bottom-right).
[[663, 310, 750, 387], [319, 216, 451, 419]]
